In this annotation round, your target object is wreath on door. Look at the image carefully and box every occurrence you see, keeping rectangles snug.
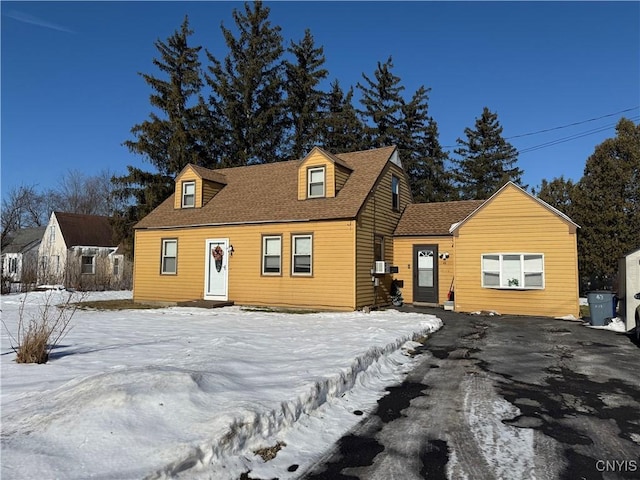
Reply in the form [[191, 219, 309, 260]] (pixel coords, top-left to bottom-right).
[[212, 245, 224, 272]]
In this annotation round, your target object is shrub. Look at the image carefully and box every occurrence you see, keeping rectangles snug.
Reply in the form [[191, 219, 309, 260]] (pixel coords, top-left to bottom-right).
[[3, 291, 82, 364]]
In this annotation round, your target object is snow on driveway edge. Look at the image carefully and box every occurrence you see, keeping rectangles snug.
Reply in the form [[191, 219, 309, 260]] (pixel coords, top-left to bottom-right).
[[149, 325, 440, 479]]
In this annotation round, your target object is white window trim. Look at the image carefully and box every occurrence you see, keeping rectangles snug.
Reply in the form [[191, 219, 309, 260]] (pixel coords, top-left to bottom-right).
[[292, 234, 313, 276], [481, 253, 545, 290], [182, 181, 196, 208], [161, 239, 178, 275], [81, 255, 95, 275], [9, 257, 18, 274], [307, 167, 325, 199], [262, 235, 282, 275]]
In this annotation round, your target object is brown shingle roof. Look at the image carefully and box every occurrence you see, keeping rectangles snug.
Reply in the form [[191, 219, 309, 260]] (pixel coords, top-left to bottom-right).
[[186, 164, 227, 184], [55, 212, 116, 247], [394, 200, 485, 236], [135, 146, 397, 229]]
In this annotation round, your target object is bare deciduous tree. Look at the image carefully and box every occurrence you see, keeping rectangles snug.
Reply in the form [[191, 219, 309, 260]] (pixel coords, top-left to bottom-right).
[[51, 169, 120, 217], [2, 170, 123, 243], [1, 185, 48, 244]]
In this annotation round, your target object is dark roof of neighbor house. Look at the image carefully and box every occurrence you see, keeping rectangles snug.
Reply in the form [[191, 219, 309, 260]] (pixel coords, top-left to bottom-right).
[[135, 146, 397, 229], [394, 200, 485, 236], [54, 212, 117, 248], [1, 227, 46, 254]]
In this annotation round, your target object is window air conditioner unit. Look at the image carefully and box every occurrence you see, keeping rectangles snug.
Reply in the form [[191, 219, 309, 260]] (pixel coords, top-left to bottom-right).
[[374, 261, 390, 274]]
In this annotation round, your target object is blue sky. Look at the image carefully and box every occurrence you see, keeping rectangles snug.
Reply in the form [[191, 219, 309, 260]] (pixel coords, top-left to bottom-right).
[[2, 1, 639, 197]]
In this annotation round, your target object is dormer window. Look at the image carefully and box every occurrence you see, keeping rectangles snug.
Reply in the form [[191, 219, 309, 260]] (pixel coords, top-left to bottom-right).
[[307, 167, 325, 198], [182, 181, 196, 208]]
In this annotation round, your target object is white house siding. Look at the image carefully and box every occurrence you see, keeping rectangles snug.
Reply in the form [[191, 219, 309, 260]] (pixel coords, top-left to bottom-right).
[[37, 214, 69, 285]]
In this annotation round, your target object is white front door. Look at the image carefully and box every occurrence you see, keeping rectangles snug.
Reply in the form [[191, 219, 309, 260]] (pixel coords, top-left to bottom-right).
[[204, 238, 229, 301]]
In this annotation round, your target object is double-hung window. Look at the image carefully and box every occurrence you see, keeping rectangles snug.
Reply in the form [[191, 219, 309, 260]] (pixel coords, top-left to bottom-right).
[[482, 253, 544, 289], [81, 256, 95, 275], [262, 235, 282, 275], [182, 181, 196, 208], [391, 175, 400, 211], [292, 234, 312, 275], [307, 167, 325, 198], [161, 239, 178, 274]]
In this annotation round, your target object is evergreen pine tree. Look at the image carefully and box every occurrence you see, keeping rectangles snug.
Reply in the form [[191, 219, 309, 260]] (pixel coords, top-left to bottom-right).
[[399, 86, 456, 202], [572, 118, 640, 289], [112, 16, 207, 254], [318, 80, 366, 153], [205, 1, 286, 166], [533, 176, 576, 216], [357, 56, 405, 148], [284, 29, 328, 159], [453, 107, 524, 200], [122, 16, 207, 175]]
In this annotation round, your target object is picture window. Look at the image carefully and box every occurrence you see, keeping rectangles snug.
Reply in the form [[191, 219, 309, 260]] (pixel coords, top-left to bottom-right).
[[482, 253, 544, 289]]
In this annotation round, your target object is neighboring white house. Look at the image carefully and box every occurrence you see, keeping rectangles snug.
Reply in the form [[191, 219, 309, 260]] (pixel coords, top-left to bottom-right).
[[1, 227, 46, 292], [37, 212, 124, 289], [618, 247, 640, 333]]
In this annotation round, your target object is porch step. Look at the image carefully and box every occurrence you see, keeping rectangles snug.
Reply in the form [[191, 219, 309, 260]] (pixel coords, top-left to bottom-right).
[[176, 299, 235, 309]]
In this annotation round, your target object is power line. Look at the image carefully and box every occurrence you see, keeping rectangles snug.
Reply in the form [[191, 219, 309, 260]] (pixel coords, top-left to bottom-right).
[[443, 108, 639, 152], [505, 106, 639, 140], [518, 114, 640, 155]]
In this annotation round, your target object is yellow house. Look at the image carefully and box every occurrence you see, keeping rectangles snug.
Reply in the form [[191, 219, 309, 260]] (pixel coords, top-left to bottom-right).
[[393, 182, 580, 318], [133, 146, 412, 311]]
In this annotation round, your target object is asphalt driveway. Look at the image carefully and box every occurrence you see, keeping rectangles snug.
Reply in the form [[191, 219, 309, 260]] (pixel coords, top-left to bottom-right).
[[302, 306, 640, 480]]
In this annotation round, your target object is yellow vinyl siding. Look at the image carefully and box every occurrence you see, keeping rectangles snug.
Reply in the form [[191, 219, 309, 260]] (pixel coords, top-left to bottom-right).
[[202, 180, 224, 205], [335, 165, 350, 195], [354, 163, 411, 307], [453, 184, 579, 318], [134, 220, 357, 310], [393, 236, 455, 304]]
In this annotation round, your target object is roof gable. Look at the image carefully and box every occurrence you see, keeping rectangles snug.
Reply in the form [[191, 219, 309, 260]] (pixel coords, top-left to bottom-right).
[[449, 182, 579, 233], [300, 146, 352, 171], [53, 212, 116, 248], [135, 146, 397, 229]]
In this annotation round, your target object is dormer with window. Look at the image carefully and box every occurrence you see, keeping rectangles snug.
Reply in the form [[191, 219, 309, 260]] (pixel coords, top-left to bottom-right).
[[174, 164, 227, 209], [297, 147, 352, 201]]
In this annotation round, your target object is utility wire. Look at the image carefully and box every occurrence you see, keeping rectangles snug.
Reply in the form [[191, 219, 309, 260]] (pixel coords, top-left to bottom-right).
[[518, 114, 640, 155], [444, 107, 639, 152], [505, 106, 639, 140]]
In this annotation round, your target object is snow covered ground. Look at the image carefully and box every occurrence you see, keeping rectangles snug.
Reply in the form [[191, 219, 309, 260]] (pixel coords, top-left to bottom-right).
[[0, 290, 442, 480]]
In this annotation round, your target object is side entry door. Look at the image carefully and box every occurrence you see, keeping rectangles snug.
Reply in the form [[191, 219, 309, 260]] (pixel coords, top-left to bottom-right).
[[413, 244, 438, 304]]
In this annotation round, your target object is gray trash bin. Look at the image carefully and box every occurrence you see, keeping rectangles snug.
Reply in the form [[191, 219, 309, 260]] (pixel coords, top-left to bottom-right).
[[587, 291, 615, 326]]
